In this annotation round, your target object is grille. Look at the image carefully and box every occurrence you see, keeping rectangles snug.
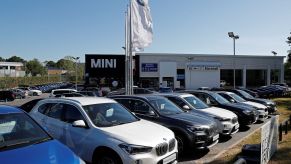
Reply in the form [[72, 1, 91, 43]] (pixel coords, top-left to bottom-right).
[[232, 117, 238, 124], [168, 139, 175, 152], [156, 142, 168, 156]]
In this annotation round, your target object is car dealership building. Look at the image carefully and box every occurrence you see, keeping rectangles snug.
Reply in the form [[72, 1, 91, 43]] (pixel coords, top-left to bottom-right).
[[85, 53, 285, 89]]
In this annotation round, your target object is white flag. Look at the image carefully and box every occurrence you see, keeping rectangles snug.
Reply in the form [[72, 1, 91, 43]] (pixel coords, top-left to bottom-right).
[[131, 0, 153, 51]]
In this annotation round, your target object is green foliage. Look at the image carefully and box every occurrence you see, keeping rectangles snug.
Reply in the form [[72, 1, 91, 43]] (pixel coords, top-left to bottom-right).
[[0, 57, 5, 62], [285, 62, 291, 84], [6, 56, 26, 63], [26, 59, 46, 76], [0, 76, 60, 89], [45, 60, 57, 68]]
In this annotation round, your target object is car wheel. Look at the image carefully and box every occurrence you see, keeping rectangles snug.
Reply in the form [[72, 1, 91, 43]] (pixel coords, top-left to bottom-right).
[[176, 134, 185, 154], [94, 154, 121, 164], [93, 150, 122, 164], [33, 92, 37, 96]]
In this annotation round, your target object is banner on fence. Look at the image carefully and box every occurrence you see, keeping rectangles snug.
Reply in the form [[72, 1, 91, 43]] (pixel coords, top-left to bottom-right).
[[260, 115, 279, 164]]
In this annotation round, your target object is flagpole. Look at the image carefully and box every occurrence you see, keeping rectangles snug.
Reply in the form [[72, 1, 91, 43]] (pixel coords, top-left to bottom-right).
[[125, 7, 129, 95], [129, 0, 133, 95]]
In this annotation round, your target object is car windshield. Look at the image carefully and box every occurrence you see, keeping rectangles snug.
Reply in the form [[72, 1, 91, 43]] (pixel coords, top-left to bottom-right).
[[238, 90, 254, 99], [83, 103, 139, 127], [184, 96, 208, 109], [229, 93, 246, 102], [149, 98, 183, 115], [211, 93, 230, 104], [0, 113, 51, 151]]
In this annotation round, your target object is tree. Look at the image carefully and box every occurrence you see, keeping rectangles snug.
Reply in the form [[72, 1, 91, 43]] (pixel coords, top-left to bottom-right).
[[44, 60, 57, 68], [56, 56, 75, 71], [26, 59, 46, 76], [0, 57, 5, 62], [6, 56, 25, 63]]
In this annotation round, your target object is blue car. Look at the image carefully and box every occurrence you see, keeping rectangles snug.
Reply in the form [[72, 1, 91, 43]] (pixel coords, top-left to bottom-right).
[[0, 105, 85, 164]]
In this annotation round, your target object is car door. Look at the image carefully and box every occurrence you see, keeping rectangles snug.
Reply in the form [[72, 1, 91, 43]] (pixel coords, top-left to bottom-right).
[[166, 96, 188, 110], [44, 103, 65, 140], [62, 104, 90, 157], [128, 99, 159, 123], [30, 103, 52, 129]]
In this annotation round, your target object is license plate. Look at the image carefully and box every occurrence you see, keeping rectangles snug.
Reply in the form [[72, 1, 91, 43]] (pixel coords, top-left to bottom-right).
[[163, 153, 176, 164], [234, 124, 239, 129], [213, 134, 219, 142]]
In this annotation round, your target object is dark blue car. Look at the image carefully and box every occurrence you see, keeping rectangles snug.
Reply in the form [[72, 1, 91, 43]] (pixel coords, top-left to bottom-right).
[[0, 105, 84, 164]]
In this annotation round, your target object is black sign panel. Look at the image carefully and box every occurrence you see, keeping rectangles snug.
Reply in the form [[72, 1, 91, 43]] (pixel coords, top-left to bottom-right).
[[85, 54, 125, 78]]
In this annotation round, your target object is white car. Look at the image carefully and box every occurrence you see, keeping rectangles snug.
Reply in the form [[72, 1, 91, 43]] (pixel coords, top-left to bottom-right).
[[29, 97, 178, 164], [28, 89, 42, 96], [160, 93, 240, 136], [218, 92, 268, 122], [50, 89, 77, 97]]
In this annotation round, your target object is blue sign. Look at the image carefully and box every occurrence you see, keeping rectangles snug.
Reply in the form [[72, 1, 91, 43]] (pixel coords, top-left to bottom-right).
[[141, 63, 158, 72]]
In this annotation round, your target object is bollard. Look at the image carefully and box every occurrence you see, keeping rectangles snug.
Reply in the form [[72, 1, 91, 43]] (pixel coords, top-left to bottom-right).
[[279, 124, 283, 141]]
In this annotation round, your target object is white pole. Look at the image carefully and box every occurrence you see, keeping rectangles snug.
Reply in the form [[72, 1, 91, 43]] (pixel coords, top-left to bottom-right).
[[125, 8, 129, 95], [129, 0, 133, 95]]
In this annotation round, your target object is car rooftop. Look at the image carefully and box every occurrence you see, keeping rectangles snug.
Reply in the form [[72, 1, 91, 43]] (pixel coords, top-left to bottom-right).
[[155, 92, 193, 97], [109, 94, 166, 100], [40, 97, 117, 106], [0, 105, 22, 114]]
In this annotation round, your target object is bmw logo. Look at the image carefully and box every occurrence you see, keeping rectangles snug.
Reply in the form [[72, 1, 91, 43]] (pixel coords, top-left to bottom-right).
[[136, 0, 145, 6]]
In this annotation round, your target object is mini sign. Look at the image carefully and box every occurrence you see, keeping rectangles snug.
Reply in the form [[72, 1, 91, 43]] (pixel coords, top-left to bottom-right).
[[141, 63, 158, 72]]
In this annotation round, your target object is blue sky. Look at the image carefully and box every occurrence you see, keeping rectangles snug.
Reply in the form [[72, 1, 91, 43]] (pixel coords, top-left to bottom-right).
[[0, 0, 291, 62]]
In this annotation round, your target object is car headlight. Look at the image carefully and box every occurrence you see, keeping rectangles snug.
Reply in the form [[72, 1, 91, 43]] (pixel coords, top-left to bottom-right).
[[119, 143, 152, 155], [242, 110, 251, 115], [214, 116, 230, 122], [187, 125, 208, 133]]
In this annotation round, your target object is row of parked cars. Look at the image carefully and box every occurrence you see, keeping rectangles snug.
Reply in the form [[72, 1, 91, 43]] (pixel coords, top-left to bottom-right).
[[0, 82, 74, 102], [0, 86, 277, 163]]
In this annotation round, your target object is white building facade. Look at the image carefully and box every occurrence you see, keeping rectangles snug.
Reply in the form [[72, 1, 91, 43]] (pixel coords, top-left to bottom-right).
[[0, 62, 25, 77], [137, 53, 285, 89]]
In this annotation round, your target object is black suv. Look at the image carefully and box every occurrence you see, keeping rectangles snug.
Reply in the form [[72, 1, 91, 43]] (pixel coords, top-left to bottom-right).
[[179, 90, 259, 126], [224, 89, 277, 113], [109, 95, 220, 153]]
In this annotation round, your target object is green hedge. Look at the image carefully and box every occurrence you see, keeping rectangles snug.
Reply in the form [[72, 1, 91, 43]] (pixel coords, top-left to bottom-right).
[[0, 76, 61, 89]]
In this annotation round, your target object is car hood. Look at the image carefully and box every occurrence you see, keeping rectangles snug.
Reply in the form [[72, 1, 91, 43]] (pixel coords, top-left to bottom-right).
[[101, 119, 175, 147], [165, 112, 214, 126], [255, 98, 275, 105], [0, 140, 81, 164], [242, 101, 267, 109], [222, 103, 254, 111], [201, 107, 237, 119]]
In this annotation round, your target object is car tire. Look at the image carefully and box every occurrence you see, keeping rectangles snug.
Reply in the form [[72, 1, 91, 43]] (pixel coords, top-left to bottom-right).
[[33, 92, 37, 96], [93, 150, 122, 164], [176, 134, 186, 154]]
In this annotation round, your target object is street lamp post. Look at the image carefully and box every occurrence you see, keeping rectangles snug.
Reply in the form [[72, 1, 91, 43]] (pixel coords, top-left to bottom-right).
[[72, 57, 80, 90], [228, 32, 239, 88]]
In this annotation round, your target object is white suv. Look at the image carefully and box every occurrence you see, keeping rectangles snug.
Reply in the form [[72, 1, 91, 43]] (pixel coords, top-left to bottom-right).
[[49, 89, 77, 97], [29, 97, 178, 164]]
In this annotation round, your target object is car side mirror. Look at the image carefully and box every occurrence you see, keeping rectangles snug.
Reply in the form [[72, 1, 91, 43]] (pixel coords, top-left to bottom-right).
[[72, 120, 87, 128], [182, 105, 191, 111], [230, 99, 235, 103], [149, 110, 156, 116]]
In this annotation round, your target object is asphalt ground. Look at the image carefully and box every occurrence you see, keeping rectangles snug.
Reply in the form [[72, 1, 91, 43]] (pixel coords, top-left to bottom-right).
[[0, 94, 270, 164]]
